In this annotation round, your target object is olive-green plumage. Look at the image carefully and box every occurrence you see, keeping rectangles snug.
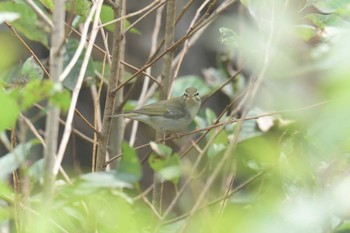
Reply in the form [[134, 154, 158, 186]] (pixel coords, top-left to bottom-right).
[[111, 87, 201, 133]]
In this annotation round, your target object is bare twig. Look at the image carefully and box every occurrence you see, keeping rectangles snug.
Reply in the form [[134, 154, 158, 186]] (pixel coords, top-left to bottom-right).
[[177, 3, 276, 231], [96, 0, 125, 171], [25, 0, 53, 29], [59, 5, 97, 82], [129, 4, 164, 147], [99, 0, 165, 29], [5, 22, 51, 79], [43, 0, 65, 199], [54, 0, 104, 176]]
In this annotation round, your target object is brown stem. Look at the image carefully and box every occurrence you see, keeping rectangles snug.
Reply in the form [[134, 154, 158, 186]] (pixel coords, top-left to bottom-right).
[[43, 0, 65, 199], [95, 0, 124, 171]]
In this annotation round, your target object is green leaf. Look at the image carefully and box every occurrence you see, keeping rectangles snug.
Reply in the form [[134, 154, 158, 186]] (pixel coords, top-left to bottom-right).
[[219, 27, 239, 48], [0, 2, 48, 46], [207, 130, 228, 158], [295, 25, 317, 41], [63, 39, 95, 90], [115, 143, 142, 184], [100, 5, 114, 31], [172, 75, 211, 97], [39, 0, 54, 10], [78, 171, 133, 191], [239, 108, 265, 142], [100, 5, 140, 34], [0, 33, 20, 72], [148, 153, 181, 184], [50, 88, 71, 113], [0, 181, 14, 203], [305, 13, 349, 30], [205, 108, 217, 125], [125, 19, 141, 35], [313, 0, 350, 15], [21, 56, 44, 81], [19, 79, 52, 110], [0, 142, 33, 181], [28, 158, 44, 182], [0, 89, 19, 130], [66, 0, 92, 18], [150, 141, 172, 157]]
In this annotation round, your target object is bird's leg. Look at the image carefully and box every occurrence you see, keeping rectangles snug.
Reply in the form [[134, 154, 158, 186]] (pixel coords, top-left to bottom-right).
[[156, 131, 166, 143]]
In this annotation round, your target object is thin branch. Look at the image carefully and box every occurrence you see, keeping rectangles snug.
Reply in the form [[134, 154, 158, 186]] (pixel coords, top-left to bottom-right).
[[172, 0, 212, 80], [160, 0, 176, 99], [43, 0, 65, 200], [129, 4, 164, 147], [177, 3, 276, 231], [25, 0, 53, 29], [105, 98, 329, 167], [54, 0, 104, 176], [161, 169, 267, 225], [99, 0, 165, 29], [59, 5, 97, 82], [96, 0, 125, 171], [34, 104, 94, 144], [5, 22, 51, 79]]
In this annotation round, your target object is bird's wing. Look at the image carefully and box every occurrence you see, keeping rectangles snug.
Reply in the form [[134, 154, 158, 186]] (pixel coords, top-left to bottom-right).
[[130, 97, 186, 119], [163, 98, 186, 119]]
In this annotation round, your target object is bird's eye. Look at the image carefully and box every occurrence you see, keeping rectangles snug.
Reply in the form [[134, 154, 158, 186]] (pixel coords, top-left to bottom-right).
[[184, 93, 188, 97], [194, 92, 199, 96]]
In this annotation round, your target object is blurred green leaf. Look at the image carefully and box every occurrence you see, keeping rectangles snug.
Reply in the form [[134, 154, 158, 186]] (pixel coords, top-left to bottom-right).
[[313, 0, 350, 15], [0, 90, 19, 130], [116, 143, 142, 184], [0, 33, 20, 72], [0, 2, 48, 46], [205, 108, 217, 125], [150, 141, 173, 157], [19, 79, 52, 110], [63, 39, 95, 90], [100, 4, 114, 31], [0, 142, 33, 181], [94, 61, 110, 81], [238, 109, 266, 142], [306, 13, 349, 30], [295, 24, 317, 41], [172, 75, 211, 97], [219, 27, 239, 48], [66, 0, 91, 17], [125, 19, 141, 35], [0, 181, 14, 203], [207, 130, 228, 158], [78, 171, 133, 192], [100, 5, 140, 34], [149, 153, 181, 184], [39, 0, 54, 10], [50, 87, 71, 113], [21, 56, 43, 81], [28, 158, 44, 182]]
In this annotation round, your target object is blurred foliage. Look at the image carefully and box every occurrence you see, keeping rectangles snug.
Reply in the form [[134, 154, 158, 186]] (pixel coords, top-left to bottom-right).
[[0, 1, 49, 46], [62, 39, 95, 91], [1, 0, 350, 232]]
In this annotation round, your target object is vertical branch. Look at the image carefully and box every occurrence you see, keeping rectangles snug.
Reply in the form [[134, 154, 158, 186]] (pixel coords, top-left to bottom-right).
[[107, 0, 126, 168], [153, 0, 176, 215], [160, 0, 176, 99], [96, 1, 125, 171], [43, 0, 65, 199]]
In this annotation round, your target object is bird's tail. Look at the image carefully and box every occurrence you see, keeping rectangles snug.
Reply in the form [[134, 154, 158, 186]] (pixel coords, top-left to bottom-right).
[[109, 113, 138, 118]]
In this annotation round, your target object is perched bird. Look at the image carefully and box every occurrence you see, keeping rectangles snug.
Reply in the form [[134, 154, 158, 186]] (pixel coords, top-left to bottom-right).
[[111, 87, 201, 133]]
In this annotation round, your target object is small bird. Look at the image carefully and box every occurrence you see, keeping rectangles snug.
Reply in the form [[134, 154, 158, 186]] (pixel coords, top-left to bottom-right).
[[111, 87, 201, 133]]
